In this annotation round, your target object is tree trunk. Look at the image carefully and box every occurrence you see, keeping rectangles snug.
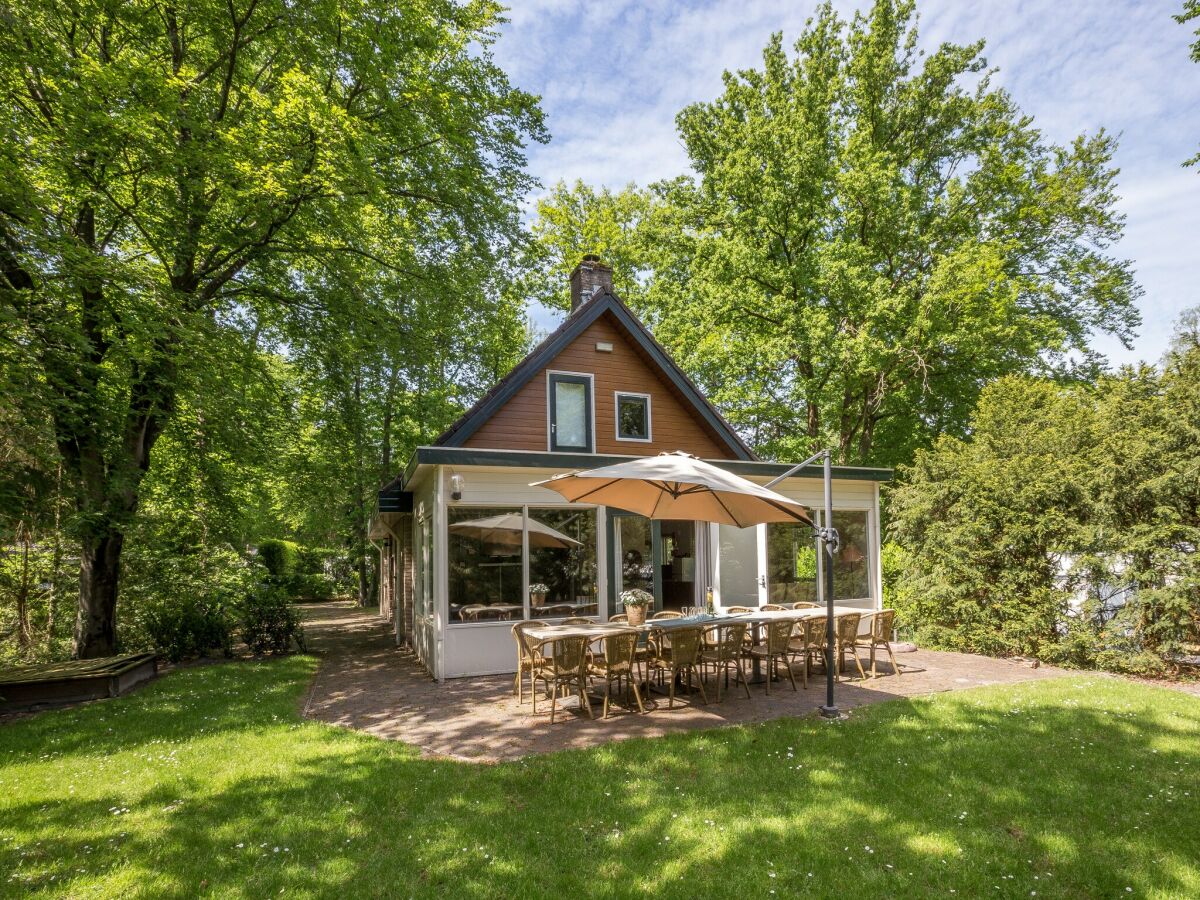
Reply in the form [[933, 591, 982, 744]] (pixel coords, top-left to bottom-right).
[[73, 530, 124, 658]]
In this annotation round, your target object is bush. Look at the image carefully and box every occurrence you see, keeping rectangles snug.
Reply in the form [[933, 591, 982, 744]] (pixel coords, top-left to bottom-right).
[[288, 573, 334, 601], [257, 540, 299, 579], [141, 595, 235, 662], [240, 587, 306, 655], [122, 543, 262, 661]]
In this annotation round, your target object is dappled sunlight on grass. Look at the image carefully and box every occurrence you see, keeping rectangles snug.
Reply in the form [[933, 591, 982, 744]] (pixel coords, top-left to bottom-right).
[[1, 662, 1198, 897]]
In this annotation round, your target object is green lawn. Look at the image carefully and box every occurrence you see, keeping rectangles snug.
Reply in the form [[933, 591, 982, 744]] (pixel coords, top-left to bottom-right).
[[2, 660, 1198, 899]]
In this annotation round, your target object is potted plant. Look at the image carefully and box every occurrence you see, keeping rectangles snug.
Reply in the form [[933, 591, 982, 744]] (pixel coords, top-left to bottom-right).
[[620, 588, 653, 626], [529, 583, 549, 608]]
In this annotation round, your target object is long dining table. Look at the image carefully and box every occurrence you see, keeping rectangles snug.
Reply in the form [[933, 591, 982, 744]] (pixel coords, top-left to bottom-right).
[[521, 605, 867, 689]]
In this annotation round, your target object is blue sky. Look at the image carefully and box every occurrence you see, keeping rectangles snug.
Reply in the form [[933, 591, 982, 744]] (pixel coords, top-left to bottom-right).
[[493, 0, 1200, 367]]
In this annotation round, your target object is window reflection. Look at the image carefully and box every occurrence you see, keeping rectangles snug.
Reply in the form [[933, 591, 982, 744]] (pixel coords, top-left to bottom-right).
[[613, 515, 653, 613], [767, 523, 818, 605], [528, 508, 598, 620], [448, 507, 524, 623]]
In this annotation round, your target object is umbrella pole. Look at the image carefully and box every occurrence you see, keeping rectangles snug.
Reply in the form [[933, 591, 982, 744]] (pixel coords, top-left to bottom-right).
[[765, 449, 840, 718], [818, 450, 839, 719]]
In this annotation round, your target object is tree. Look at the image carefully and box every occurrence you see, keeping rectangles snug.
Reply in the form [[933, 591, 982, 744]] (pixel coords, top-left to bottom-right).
[[0, 0, 544, 656], [526, 0, 1140, 467], [889, 311, 1200, 671], [1180, 0, 1200, 166]]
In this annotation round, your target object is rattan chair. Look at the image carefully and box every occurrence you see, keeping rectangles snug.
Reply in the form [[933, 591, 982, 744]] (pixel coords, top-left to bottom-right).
[[533, 635, 593, 724], [562, 616, 593, 625], [833, 613, 867, 681], [699, 621, 750, 702], [725, 606, 756, 613], [865, 609, 900, 677], [588, 629, 645, 718], [791, 602, 820, 609], [788, 615, 825, 689], [762, 603, 788, 611], [646, 625, 708, 708], [609, 613, 629, 623], [650, 610, 683, 620], [511, 621, 549, 704], [746, 618, 799, 694]]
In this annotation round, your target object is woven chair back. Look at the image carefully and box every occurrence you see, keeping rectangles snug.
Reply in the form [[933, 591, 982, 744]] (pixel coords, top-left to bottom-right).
[[511, 621, 536, 661], [704, 621, 747, 661], [549, 635, 589, 674], [792, 602, 820, 609], [835, 613, 862, 644], [609, 613, 629, 623], [725, 606, 755, 614], [871, 609, 895, 641], [667, 626, 703, 664], [562, 617, 592, 625], [762, 604, 787, 611], [766, 618, 795, 654], [601, 629, 639, 674], [650, 611, 682, 620], [801, 616, 826, 647]]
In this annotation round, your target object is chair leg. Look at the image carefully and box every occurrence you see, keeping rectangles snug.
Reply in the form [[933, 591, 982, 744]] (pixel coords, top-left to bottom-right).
[[631, 676, 645, 713], [783, 655, 797, 691], [886, 641, 900, 675], [668, 672, 676, 709], [579, 678, 593, 719], [693, 666, 708, 705], [715, 662, 723, 703], [852, 644, 867, 680], [602, 677, 611, 719], [871, 644, 878, 678], [765, 657, 771, 696], [514, 669, 521, 701], [737, 660, 751, 699], [549, 684, 557, 724]]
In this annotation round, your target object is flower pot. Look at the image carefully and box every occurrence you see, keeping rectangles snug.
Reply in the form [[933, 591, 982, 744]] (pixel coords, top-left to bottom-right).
[[531, 592, 546, 608], [626, 605, 646, 627]]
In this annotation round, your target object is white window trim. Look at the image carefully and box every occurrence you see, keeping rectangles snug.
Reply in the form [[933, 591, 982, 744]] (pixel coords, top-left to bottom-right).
[[613, 390, 653, 443], [545, 370, 596, 453]]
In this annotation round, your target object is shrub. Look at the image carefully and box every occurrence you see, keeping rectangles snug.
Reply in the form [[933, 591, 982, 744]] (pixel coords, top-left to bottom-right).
[[240, 587, 306, 655], [122, 543, 262, 661], [141, 596, 235, 662], [257, 540, 299, 579], [289, 573, 334, 601]]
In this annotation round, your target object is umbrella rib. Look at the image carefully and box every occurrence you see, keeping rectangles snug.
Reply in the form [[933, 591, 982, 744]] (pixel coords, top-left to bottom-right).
[[709, 491, 744, 528], [566, 478, 624, 503]]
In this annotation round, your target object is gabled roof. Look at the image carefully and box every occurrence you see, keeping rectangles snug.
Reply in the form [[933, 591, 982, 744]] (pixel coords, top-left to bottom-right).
[[433, 289, 756, 461]]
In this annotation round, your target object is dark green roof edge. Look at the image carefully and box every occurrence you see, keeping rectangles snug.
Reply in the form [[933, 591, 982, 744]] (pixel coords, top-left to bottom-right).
[[399, 446, 892, 487]]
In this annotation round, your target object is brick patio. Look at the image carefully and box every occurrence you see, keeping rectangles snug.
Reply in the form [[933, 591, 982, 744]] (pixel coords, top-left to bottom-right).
[[299, 601, 1071, 763]]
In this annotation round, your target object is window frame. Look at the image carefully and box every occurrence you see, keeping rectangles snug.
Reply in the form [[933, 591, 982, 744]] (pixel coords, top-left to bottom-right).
[[614, 391, 653, 443], [546, 371, 594, 453], [444, 501, 602, 627]]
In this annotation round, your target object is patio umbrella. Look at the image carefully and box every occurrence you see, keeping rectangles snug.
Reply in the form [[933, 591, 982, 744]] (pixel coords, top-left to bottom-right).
[[530, 451, 813, 527], [448, 513, 582, 549]]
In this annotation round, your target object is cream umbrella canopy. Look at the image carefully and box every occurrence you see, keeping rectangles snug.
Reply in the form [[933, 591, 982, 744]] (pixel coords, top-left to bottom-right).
[[530, 451, 813, 527]]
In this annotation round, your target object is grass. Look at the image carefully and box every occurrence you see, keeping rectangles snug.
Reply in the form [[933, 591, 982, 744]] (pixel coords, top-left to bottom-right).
[[2, 660, 1198, 899]]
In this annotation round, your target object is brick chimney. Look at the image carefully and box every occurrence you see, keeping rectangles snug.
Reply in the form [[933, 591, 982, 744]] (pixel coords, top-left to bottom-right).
[[569, 254, 613, 311]]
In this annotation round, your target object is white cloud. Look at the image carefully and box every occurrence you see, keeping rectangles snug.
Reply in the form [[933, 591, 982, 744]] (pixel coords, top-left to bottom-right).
[[498, 0, 1200, 364]]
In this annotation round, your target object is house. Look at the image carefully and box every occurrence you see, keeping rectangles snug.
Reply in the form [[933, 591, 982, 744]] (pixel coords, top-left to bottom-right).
[[370, 256, 892, 680]]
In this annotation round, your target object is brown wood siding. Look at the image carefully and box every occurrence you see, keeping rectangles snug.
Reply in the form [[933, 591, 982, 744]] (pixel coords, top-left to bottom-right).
[[462, 312, 736, 458]]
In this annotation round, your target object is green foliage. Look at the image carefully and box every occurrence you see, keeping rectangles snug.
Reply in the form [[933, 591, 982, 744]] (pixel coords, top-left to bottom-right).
[[1180, 0, 1200, 166], [239, 587, 306, 655], [0, 0, 545, 656], [121, 543, 263, 661], [524, 0, 1140, 467], [258, 540, 301, 580], [889, 323, 1200, 671]]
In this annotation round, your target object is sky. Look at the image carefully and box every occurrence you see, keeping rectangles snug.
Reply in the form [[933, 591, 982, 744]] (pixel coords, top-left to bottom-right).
[[493, 0, 1200, 367]]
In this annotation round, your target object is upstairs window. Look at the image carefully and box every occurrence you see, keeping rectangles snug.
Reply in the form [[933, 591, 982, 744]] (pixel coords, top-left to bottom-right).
[[615, 392, 651, 442], [549, 373, 593, 452]]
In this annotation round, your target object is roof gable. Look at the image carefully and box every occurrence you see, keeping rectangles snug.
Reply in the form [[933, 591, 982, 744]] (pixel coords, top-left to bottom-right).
[[434, 291, 755, 460]]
